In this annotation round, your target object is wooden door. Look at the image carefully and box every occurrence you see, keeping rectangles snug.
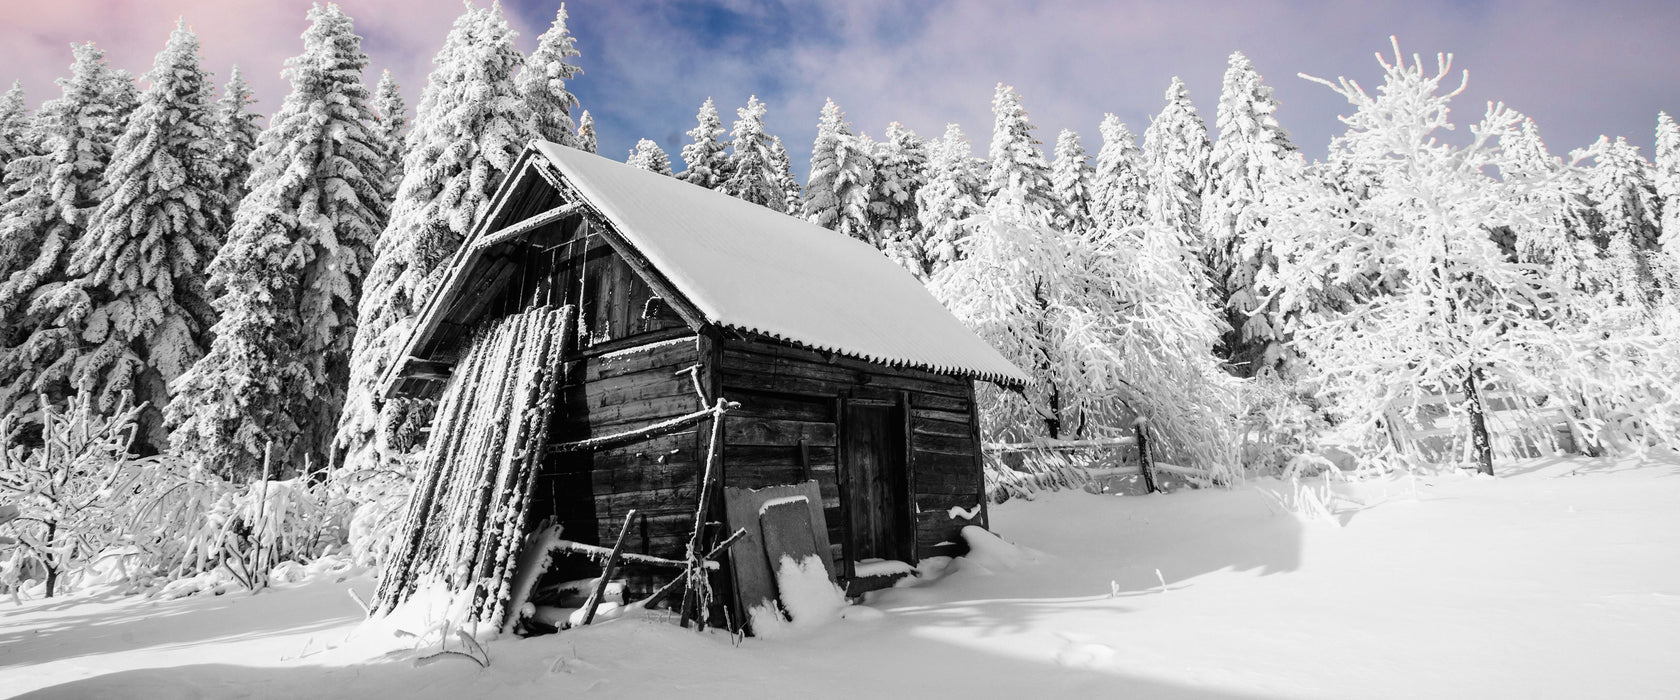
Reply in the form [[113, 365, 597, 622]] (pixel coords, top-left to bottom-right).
[[842, 402, 911, 563]]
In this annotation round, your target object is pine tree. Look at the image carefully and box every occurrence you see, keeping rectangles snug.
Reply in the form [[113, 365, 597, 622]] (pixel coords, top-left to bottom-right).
[[802, 99, 873, 242], [626, 138, 672, 175], [677, 98, 728, 189], [720, 96, 783, 211], [1204, 52, 1297, 376], [215, 66, 261, 210], [337, 2, 535, 474], [0, 82, 30, 189], [0, 44, 130, 424], [873, 122, 930, 271], [169, 4, 387, 480], [1091, 114, 1147, 233], [915, 123, 984, 278], [519, 3, 582, 146], [985, 84, 1055, 215], [1502, 118, 1598, 298], [1586, 136, 1662, 306], [1652, 112, 1680, 269], [769, 135, 801, 213], [575, 110, 597, 153], [372, 69, 408, 205], [35, 23, 227, 449], [1142, 77, 1212, 289], [1049, 128, 1094, 235]]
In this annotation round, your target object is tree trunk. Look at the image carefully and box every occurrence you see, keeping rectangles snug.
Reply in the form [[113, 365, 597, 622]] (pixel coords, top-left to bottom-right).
[[1462, 368, 1494, 476], [43, 519, 58, 598]]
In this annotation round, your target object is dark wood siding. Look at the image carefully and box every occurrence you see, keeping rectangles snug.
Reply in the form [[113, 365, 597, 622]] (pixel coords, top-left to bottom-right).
[[715, 337, 987, 568], [537, 336, 705, 559]]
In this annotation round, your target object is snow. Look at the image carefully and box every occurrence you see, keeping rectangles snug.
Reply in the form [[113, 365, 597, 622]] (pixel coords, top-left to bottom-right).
[[851, 559, 914, 578], [757, 494, 809, 515], [533, 141, 1030, 386], [6, 455, 1680, 698]]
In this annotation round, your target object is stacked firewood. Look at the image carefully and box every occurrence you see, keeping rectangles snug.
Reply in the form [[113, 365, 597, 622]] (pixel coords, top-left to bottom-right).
[[373, 305, 575, 628]]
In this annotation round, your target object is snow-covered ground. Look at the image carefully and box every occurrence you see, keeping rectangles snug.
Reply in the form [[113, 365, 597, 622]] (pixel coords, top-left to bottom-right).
[[5, 455, 1678, 699]]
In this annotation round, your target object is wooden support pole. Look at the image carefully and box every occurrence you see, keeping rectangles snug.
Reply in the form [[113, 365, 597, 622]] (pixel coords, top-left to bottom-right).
[[547, 402, 736, 455], [474, 202, 582, 251], [582, 510, 637, 626], [681, 399, 730, 629], [644, 527, 748, 610], [548, 539, 706, 570]]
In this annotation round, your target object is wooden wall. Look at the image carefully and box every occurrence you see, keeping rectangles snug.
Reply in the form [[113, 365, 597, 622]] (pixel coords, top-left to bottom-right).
[[715, 337, 988, 568], [536, 336, 706, 561]]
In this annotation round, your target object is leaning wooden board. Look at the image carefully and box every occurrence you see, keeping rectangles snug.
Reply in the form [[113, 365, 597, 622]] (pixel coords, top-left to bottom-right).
[[722, 480, 833, 634]]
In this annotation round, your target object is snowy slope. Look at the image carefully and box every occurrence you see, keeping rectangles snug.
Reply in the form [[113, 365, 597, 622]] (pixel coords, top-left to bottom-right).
[[4, 455, 1678, 699]]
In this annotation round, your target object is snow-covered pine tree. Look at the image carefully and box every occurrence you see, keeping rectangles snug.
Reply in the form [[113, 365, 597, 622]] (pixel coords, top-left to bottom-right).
[[985, 84, 1055, 216], [0, 45, 130, 425], [677, 98, 728, 189], [169, 4, 387, 480], [914, 123, 984, 278], [372, 70, 408, 205], [1501, 118, 1599, 300], [1142, 77, 1213, 290], [1049, 128, 1094, 235], [215, 66, 261, 219], [720, 96, 783, 211], [337, 2, 535, 474], [1203, 52, 1298, 376], [769, 135, 802, 213], [1091, 115, 1147, 234], [519, 3, 582, 147], [575, 110, 597, 153], [1657, 112, 1680, 268], [0, 82, 29, 189], [39, 22, 227, 450], [1586, 136, 1662, 306], [874, 122, 930, 272], [802, 98, 874, 242], [626, 138, 672, 175]]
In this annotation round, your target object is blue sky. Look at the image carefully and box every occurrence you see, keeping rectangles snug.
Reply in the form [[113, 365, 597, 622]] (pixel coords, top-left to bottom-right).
[[5, 0, 1679, 180]]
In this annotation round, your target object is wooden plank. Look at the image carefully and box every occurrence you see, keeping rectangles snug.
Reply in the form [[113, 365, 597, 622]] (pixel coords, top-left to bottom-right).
[[475, 202, 583, 250], [720, 348, 970, 400], [910, 392, 971, 412], [728, 390, 839, 422], [910, 416, 971, 438], [591, 214, 707, 331], [555, 394, 698, 432], [760, 499, 833, 621], [722, 481, 832, 635], [912, 433, 976, 457], [725, 418, 838, 447], [726, 445, 837, 469], [909, 449, 974, 474]]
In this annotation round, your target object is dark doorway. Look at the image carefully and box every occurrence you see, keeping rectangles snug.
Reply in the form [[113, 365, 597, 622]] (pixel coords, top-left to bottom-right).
[[842, 401, 912, 563]]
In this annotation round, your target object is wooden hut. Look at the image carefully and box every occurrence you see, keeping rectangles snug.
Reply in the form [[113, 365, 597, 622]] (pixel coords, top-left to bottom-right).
[[373, 142, 1028, 634]]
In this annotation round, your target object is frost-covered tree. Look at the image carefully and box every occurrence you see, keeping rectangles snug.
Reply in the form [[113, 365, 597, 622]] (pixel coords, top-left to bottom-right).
[[38, 23, 227, 450], [518, 3, 582, 146], [802, 99, 874, 242], [337, 2, 534, 474], [169, 4, 387, 480], [1268, 40, 1680, 474], [215, 66, 261, 217], [1049, 128, 1094, 235], [931, 179, 1237, 474], [0, 45, 131, 425], [985, 84, 1055, 215], [575, 110, 596, 154], [1501, 118, 1599, 298], [1204, 52, 1298, 376], [914, 123, 984, 278], [677, 98, 728, 189], [873, 122, 930, 270], [0, 82, 30, 189], [720, 96, 783, 211], [626, 138, 672, 175], [1656, 112, 1680, 265], [1091, 114, 1147, 233], [1142, 77, 1212, 288], [1585, 136, 1662, 306], [769, 135, 801, 213], [372, 70, 408, 205]]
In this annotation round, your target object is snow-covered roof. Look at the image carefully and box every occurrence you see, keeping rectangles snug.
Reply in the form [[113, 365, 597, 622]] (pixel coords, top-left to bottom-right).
[[534, 141, 1029, 386]]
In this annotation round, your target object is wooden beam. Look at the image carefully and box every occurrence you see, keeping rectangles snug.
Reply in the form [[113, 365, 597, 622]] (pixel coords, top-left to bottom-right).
[[547, 402, 733, 455], [474, 202, 582, 251], [400, 358, 455, 381]]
